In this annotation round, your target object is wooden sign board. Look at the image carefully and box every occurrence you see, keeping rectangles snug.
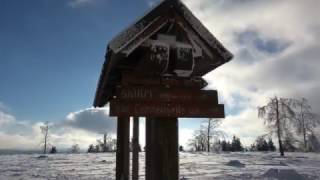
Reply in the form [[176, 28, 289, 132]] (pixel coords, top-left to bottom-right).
[[116, 86, 218, 103], [121, 73, 208, 89], [110, 100, 225, 118]]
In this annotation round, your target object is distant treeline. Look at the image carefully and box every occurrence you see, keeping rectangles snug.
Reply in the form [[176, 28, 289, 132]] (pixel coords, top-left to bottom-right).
[[188, 134, 277, 152], [87, 133, 117, 153], [186, 97, 320, 155]]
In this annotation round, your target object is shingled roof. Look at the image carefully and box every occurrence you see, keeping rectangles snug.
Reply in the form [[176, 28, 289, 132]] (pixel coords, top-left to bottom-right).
[[93, 0, 233, 107]]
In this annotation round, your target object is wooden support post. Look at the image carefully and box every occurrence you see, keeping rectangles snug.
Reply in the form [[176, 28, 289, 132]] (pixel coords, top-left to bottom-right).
[[132, 117, 139, 180], [146, 117, 179, 180], [116, 117, 130, 180]]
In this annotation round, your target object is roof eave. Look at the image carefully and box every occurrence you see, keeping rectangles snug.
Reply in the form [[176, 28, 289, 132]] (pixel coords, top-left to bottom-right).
[[93, 0, 234, 107], [93, 48, 114, 107]]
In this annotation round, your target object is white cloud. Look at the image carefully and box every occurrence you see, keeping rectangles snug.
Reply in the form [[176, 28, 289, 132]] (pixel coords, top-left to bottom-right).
[[0, 132, 39, 150], [64, 107, 117, 134], [182, 0, 320, 144], [0, 102, 10, 112], [179, 128, 194, 147], [0, 102, 14, 126], [221, 109, 268, 146], [2, 0, 320, 151], [0, 105, 116, 150], [0, 107, 193, 150], [0, 111, 15, 126], [0, 120, 44, 150]]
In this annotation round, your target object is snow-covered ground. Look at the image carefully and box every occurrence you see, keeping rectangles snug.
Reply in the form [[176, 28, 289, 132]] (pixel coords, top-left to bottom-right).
[[0, 152, 319, 180]]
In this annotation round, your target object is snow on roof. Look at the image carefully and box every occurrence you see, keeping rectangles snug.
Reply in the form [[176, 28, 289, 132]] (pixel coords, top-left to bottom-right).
[[93, 0, 234, 107], [108, 0, 167, 54], [108, 0, 233, 62]]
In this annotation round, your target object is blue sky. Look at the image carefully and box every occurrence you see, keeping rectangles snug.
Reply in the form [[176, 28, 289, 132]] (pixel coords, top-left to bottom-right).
[[1, 0, 320, 150], [0, 0, 206, 149], [0, 0, 152, 121]]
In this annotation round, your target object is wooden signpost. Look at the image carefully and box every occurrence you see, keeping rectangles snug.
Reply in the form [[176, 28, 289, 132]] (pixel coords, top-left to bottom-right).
[[121, 73, 208, 89], [93, 0, 233, 179], [110, 101, 224, 118], [116, 86, 218, 103]]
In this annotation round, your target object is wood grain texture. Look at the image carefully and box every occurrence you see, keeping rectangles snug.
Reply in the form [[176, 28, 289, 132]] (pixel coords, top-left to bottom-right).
[[116, 117, 130, 180], [146, 117, 179, 180]]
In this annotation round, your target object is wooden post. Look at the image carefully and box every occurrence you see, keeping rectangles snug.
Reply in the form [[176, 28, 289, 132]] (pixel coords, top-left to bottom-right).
[[146, 117, 179, 180], [116, 117, 130, 180], [132, 117, 140, 180]]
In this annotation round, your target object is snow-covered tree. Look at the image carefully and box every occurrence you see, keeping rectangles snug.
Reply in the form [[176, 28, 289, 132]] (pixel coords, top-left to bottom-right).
[[231, 135, 243, 152], [87, 144, 95, 153], [292, 98, 320, 151], [307, 133, 320, 152], [258, 96, 296, 156], [221, 140, 232, 152], [282, 135, 297, 152], [40, 121, 50, 154], [188, 129, 206, 151], [97, 133, 116, 152], [49, 146, 57, 154], [188, 119, 224, 152], [202, 119, 224, 152], [255, 136, 268, 151], [268, 138, 276, 151], [70, 144, 80, 154], [249, 143, 256, 152], [211, 140, 222, 153], [95, 144, 100, 152]]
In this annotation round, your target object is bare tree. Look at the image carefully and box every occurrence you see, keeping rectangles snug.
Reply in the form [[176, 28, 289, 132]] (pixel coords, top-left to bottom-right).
[[188, 129, 206, 151], [203, 119, 224, 152], [188, 119, 224, 152], [307, 133, 320, 152], [97, 133, 116, 152], [97, 133, 111, 152], [258, 96, 296, 156], [40, 121, 49, 154], [292, 98, 320, 151]]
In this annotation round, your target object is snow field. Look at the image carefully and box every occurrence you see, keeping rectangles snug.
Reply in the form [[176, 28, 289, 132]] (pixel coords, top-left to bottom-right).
[[0, 152, 319, 180]]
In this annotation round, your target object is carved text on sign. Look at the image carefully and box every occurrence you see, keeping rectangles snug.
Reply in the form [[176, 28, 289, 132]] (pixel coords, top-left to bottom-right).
[[121, 73, 208, 89], [110, 101, 225, 118], [117, 86, 218, 103], [120, 87, 153, 99]]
